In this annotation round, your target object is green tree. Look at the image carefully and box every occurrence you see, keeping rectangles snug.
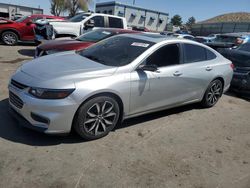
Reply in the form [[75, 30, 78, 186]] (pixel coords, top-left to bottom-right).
[[170, 14, 183, 26], [65, 0, 92, 17], [50, 0, 66, 16], [186, 16, 196, 28]]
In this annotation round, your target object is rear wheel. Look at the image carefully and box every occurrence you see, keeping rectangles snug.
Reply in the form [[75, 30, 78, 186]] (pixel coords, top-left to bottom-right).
[[2, 31, 18, 45], [74, 96, 120, 140], [201, 79, 223, 108]]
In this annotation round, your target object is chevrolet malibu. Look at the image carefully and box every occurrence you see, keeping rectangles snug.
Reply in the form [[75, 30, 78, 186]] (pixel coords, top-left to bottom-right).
[[9, 34, 233, 140]]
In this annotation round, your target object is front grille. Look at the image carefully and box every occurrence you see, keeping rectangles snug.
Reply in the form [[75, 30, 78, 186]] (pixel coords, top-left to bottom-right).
[[11, 79, 28, 90], [9, 91, 24, 109]]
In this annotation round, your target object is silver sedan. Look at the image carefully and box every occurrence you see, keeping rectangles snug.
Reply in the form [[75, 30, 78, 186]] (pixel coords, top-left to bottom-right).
[[8, 33, 233, 140]]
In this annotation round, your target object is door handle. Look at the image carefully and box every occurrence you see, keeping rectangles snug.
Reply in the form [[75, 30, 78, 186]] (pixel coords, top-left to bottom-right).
[[173, 71, 182, 77], [206, 66, 213, 71]]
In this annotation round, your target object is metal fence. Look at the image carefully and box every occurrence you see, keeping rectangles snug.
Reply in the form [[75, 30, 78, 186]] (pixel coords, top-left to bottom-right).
[[191, 22, 250, 36]]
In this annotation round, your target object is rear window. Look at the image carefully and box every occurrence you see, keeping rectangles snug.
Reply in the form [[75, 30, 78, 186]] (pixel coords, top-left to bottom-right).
[[183, 44, 216, 63], [79, 36, 154, 67], [76, 29, 115, 42], [108, 17, 123, 28]]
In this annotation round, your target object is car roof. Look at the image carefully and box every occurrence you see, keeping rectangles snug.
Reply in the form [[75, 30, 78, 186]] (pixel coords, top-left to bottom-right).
[[220, 32, 250, 37], [94, 28, 139, 34], [119, 33, 180, 43]]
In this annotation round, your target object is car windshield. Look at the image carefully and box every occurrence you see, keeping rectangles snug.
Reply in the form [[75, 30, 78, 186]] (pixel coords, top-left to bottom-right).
[[237, 43, 250, 52], [15, 16, 28, 23], [78, 36, 155, 67], [76, 30, 115, 42], [69, 13, 89, 22], [214, 35, 238, 43]]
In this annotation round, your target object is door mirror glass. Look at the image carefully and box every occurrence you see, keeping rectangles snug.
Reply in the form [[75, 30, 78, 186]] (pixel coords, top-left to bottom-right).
[[84, 19, 95, 30]]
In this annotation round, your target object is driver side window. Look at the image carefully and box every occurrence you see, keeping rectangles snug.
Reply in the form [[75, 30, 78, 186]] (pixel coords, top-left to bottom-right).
[[145, 43, 180, 67]]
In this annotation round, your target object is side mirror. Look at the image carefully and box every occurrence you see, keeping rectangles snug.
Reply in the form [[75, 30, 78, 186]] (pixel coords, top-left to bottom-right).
[[26, 19, 33, 25], [84, 19, 95, 30], [139, 64, 158, 72]]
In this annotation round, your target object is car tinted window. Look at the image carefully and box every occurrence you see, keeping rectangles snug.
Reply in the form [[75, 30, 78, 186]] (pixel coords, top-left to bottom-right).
[[92, 16, 104, 27], [79, 36, 154, 67], [145, 44, 180, 67], [183, 44, 207, 63], [206, 49, 217, 60], [108, 17, 123, 28], [69, 14, 88, 22], [76, 29, 114, 42], [238, 43, 250, 52]]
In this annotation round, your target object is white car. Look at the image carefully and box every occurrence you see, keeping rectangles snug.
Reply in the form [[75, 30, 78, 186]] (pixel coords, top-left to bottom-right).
[[173, 34, 195, 40], [50, 12, 128, 37]]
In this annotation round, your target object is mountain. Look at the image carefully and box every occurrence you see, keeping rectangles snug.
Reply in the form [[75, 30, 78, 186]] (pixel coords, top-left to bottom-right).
[[199, 12, 250, 23]]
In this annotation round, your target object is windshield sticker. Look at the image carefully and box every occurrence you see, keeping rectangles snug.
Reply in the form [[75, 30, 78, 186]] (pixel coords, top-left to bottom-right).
[[131, 42, 150, 48], [102, 31, 111, 35]]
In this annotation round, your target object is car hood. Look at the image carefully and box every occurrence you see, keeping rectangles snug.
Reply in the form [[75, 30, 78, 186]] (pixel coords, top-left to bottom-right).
[[13, 51, 117, 89], [38, 39, 94, 51]]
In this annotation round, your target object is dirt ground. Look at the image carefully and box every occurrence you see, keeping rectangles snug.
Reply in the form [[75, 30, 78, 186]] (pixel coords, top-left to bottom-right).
[[0, 44, 250, 188]]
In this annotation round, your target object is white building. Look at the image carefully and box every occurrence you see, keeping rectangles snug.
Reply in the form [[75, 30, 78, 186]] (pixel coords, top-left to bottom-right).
[[96, 1, 169, 32], [0, 3, 43, 19]]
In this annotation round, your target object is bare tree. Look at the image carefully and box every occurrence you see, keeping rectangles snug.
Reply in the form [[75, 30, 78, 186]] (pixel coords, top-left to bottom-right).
[[65, 0, 92, 17], [50, 0, 66, 16]]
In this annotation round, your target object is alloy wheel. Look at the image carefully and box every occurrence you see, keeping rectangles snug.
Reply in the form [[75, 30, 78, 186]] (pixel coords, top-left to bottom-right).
[[206, 81, 222, 106], [83, 101, 117, 136], [3, 33, 17, 45]]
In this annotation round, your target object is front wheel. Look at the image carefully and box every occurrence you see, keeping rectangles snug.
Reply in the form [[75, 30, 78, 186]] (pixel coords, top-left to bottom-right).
[[2, 31, 18, 45], [201, 79, 223, 108], [74, 96, 120, 140]]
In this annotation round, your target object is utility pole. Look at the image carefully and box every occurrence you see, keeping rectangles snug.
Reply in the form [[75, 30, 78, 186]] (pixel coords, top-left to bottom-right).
[[133, 0, 135, 5]]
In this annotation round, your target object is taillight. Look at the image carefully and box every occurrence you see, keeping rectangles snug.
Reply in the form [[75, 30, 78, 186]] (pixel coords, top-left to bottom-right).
[[230, 63, 235, 70]]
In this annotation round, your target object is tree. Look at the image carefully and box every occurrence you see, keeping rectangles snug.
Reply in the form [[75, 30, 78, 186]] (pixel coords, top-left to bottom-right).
[[65, 0, 92, 17], [186, 16, 196, 28], [170, 14, 183, 26], [50, 0, 65, 16]]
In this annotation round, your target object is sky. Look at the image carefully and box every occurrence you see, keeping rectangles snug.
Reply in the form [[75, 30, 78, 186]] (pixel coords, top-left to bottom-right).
[[2, 0, 250, 22]]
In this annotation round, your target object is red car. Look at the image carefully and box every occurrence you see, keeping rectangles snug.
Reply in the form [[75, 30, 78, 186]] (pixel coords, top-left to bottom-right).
[[0, 14, 64, 45], [35, 28, 140, 58]]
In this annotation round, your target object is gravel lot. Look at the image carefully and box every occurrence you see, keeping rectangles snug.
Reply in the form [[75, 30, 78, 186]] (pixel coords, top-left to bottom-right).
[[0, 44, 250, 188]]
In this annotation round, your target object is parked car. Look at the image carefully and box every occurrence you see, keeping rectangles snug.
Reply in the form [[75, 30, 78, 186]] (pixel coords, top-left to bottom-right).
[[50, 12, 127, 38], [206, 34, 219, 42], [194, 36, 212, 44], [35, 28, 139, 58], [0, 14, 64, 45], [9, 33, 233, 140], [173, 33, 195, 40], [206, 32, 250, 50], [131, 26, 150, 32], [219, 42, 250, 97]]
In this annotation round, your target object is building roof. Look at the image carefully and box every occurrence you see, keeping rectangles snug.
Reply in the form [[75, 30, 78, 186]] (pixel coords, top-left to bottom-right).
[[0, 2, 43, 11], [96, 1, 169, 16]]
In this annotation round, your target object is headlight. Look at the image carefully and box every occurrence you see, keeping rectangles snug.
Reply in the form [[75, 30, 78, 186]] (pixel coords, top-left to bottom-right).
[[29, 87, 75, 99], [46, 50, 61, 55]]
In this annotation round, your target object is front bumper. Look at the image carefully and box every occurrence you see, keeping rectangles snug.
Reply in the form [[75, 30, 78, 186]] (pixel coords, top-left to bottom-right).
[[8, 84, 79, 134]]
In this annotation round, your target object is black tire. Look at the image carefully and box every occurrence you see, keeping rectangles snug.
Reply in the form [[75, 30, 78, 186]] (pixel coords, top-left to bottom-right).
[[74, 96, 120, 140], [1, 31, 18, 45], [201, 79, 223, 108]]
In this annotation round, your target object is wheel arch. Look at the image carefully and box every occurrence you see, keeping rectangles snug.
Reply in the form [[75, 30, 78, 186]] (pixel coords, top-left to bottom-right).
[[0, 28, 20, 40], [71, 91, 125, 131]]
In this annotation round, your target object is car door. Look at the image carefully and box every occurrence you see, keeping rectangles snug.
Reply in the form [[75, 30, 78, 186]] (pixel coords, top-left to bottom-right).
[[19, 17, 37, 41], [129, 43, 199, 115]]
